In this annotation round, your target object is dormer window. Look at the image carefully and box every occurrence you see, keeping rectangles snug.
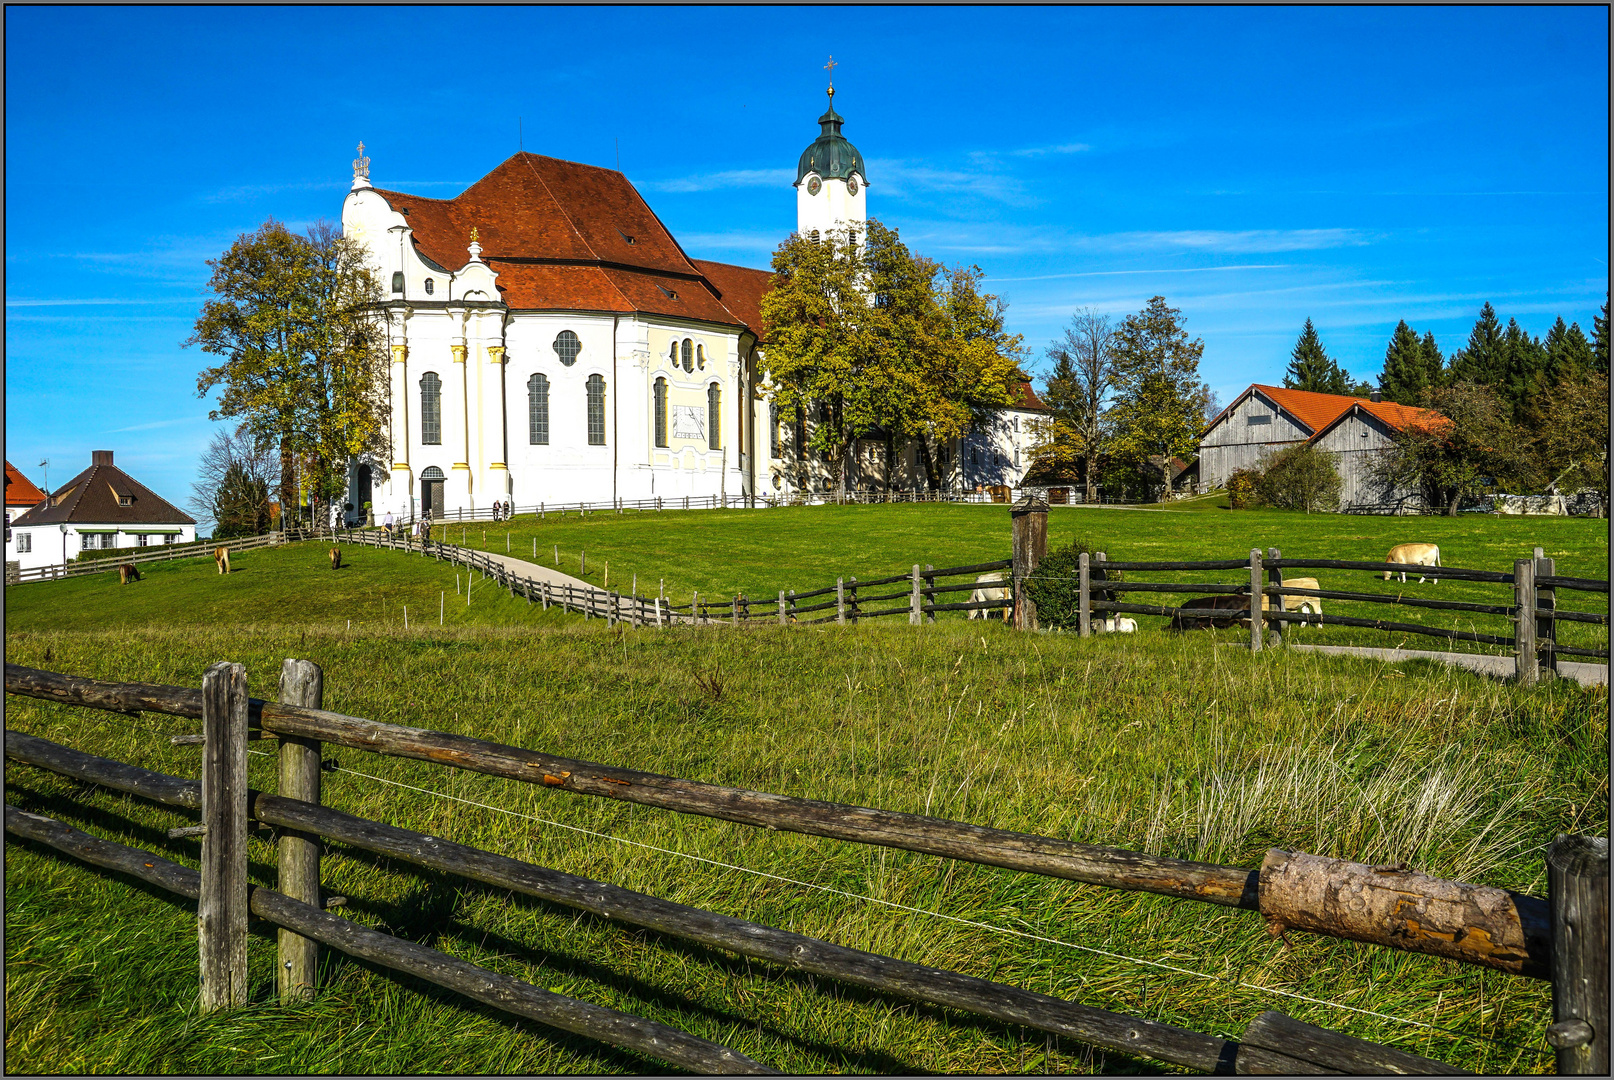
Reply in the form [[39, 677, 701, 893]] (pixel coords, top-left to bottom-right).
[[656, 284, 678, 299], [423, 278, 434, 295], [615, 227, 636, 245], [392, 272, 404, 294], [118, 495, 132, 506]]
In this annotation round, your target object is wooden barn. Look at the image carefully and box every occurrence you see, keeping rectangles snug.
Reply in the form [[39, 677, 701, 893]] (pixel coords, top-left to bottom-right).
[[1199, 384, 1443, 513]]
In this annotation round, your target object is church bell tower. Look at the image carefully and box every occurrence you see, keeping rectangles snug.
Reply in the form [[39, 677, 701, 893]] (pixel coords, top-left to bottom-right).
[[795, 70, 867, 245]]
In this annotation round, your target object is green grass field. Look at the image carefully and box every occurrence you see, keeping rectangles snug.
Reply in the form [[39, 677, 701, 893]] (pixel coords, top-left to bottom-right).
[[3, 509, 1608, 1074]]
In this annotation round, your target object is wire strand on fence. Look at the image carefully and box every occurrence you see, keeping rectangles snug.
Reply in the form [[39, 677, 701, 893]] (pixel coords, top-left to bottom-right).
[[308, 754, 1540, 1056]]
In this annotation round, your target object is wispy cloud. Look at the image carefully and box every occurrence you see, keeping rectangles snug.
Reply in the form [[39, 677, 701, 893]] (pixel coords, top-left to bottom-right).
[[868, 158, 1035, 207], [987, 264, 1292, 283], [635, 168, 794, 193], [1086, 229, 1374, 254], [1007, 142, 1091, 157], [204, 180, 349, 204], [107, 416, 212, 434]]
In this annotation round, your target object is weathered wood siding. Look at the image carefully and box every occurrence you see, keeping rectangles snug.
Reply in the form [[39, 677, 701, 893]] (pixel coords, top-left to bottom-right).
[[1313, 409, 1423, 512], [1198, 390, 1310, 488]]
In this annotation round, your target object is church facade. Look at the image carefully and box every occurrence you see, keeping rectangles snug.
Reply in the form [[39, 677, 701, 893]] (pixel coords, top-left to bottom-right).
[[342, 93, 1045, 521]]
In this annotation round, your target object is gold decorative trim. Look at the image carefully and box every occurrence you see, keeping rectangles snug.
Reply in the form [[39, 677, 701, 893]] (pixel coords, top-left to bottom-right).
[[390, 345, 408, 364], [486, 346, 506, 365], [450, 345, 468, 363], [451, 463, 470, 470], [489, 462, 507, 470], [391, 463, 411, 472]]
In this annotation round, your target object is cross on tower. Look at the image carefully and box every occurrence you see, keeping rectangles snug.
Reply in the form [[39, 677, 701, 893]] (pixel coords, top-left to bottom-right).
[[824, 55, 836, 91], [352, 141, 370, 180]]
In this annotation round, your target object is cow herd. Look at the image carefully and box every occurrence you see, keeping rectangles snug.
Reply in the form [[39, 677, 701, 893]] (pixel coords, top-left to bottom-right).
[[968, 544, 1443, 634]]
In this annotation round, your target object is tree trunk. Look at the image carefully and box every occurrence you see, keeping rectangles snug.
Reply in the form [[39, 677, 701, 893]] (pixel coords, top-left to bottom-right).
[[917, 437, 940, 493], [1159, 459, 1172, 503], [1446, 490, 1462, 516], [1083, 449, 1097, 503], [884, 430, 896, 494], [279, 436, 297, 527]]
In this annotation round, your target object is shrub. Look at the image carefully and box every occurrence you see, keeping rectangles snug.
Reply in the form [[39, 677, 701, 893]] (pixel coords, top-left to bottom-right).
[[1257, 444, 1343, 513], [1227, 468, 1263, 509], [1023, 538, 1124, 631]]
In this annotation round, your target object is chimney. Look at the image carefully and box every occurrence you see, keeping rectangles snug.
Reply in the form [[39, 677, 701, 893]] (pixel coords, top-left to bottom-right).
[[1369, 390, 1382, 403], [92, 450, 113, 466]]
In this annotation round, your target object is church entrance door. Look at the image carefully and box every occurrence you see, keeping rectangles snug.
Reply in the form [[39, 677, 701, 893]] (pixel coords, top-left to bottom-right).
[[420, 466, 445, 517]]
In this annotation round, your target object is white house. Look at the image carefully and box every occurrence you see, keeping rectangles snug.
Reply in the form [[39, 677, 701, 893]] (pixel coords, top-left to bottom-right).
[[7, 451, 196, 573], [6, 460, 48, 569], [341, 91, 1048, 518]]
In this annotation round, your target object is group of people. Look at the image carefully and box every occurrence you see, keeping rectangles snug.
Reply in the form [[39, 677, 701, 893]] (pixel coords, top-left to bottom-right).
[[491, 500, 513, 521], [379, 509, 433, 542]]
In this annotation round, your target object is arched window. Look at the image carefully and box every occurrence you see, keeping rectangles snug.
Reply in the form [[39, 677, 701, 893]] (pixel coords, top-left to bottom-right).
[[586, 374, 606, 445], [707, 383, 721, 450], [668, 340, 679, 366], [420, 372, 442, 444], [391, 272, 404, 294], [527, 373, 549, 445], [696, 344, 705, 371], [423, 278, 434, 295], [681, 339, 693, 373], [809, 230, 821, 245], [553, 330, 581, 367], [653, 378, 668, 448], [769, 403, 780, 459]]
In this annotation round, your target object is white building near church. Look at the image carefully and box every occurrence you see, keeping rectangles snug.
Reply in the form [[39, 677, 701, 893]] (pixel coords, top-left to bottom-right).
[[341, 92, 1043, 520]]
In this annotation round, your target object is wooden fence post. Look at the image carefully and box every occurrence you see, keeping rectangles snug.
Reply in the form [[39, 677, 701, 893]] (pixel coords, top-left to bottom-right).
[[1078, 551, 1091, 637], [1515, 558, 1538, 685], [1536, 547, 1558, 679], [1010, 494, 1048, 631], [836, 578, 846, 625], [731, 595, 739, 627], [199, 661, 249, 1012], [277, 659, 323, 1002], [1267, 547, 1284, 648], [910, 565, 922, 626], [925, 565, 936, 624], [692, 590, 699, 625], [1248, 549, 1264, 653], [1548, 834, 1609, 1075], [780, 589, 788, 625]]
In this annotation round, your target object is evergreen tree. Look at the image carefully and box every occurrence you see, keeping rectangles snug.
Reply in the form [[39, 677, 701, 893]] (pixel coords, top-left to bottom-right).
[[1447, 303, 1505, 386], [1594, 295, 1610, 375], [1377, 321, 1430, 404], [1543, 317, 1594, 386], [1498, 317, 1547, 422], [1419, 331, 1446, 391], [1109, 296, 1210, 501], [1283, 319, 1341, 392]]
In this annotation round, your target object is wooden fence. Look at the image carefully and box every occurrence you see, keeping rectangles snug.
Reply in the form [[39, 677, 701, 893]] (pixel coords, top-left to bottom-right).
[[7, 659, 1607, 1073], [7, 530, 286, 585]]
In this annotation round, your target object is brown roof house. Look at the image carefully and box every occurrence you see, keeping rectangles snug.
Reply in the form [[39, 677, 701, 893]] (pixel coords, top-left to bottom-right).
[[8, 451, 196, 573], [1198, 384, 1444, 513]]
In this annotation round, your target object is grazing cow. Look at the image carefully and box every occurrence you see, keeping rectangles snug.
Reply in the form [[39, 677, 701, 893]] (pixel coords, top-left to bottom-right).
[[968, 571, 1011, 622], [329, 547, 342, 570], [214, 547, 230, 575], [1383, 543, 1440, 584], [1098, 616, 1138, 633], [1169, 590, 1256, 632], [118, 563, 141, 585], [1278, 577, 1323, 623]]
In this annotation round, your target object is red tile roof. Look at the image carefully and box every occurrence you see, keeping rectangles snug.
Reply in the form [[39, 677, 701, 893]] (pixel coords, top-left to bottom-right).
[[5, 461, 47, 508], [370, 153, 765, 331], [692, 259, 773, 339], [1309, 399, 1447, 443], [1013, 377, 1050, 412]]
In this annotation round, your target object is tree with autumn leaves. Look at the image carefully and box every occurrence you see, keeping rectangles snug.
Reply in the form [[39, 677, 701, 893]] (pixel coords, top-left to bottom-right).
[[759, 219, 1025, 495], [187, 220, 390, 522]]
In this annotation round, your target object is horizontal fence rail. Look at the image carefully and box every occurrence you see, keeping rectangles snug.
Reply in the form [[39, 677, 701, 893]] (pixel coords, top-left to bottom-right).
[[9, 531, 285, 584], [2, 663, 1558, 980]]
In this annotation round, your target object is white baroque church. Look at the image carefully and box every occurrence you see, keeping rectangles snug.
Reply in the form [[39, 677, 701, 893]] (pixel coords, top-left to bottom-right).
[[342, 90, 1046, 521]]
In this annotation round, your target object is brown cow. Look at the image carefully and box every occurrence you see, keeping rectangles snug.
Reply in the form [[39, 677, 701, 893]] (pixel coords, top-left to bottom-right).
[[1169, 590, 1256, 632], [118, 563, 141, 585], [329, 547, 342, 570], [214, 547, 230, 574]]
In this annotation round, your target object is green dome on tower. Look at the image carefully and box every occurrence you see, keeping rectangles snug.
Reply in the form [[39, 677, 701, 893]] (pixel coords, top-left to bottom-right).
[[795, 90, 866, 187]]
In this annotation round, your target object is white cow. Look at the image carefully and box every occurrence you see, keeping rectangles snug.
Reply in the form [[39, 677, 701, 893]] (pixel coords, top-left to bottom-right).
[[1383, 543, 1441, 584], [1098, 616, 1138, 633], [968, 571, 1011, 621]]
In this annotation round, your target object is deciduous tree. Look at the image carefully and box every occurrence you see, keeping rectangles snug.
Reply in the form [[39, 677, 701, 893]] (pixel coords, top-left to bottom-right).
[[1374, 381, 1523, 516], [188, 425, 277, 538], [1108, 296, 1210, 501], [188, 220, 389, 518], [1035, 309, 1114, 501]]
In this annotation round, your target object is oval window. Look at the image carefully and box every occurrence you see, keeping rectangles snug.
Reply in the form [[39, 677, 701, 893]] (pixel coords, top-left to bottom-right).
[[696, 344, 705, 370], [423, 278, 434, 295], [553, 330, 581, 367], [681, 339, 693, 373]]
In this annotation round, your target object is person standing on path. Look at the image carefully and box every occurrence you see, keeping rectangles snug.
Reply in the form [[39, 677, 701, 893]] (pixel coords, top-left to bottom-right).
[[383, 510, 394, 536]]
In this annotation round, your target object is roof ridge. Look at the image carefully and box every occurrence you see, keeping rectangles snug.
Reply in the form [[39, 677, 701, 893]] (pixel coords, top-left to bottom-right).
[[519, 154, 602, 263]]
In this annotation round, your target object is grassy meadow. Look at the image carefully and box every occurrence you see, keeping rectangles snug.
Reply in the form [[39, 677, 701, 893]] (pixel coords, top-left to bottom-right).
[[3, 510, 1608, 1073]]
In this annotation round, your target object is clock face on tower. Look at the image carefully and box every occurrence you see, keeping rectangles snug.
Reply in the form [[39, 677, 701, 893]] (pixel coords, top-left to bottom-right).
[[806, 176, 821, 196], [846, 176, 858, 195]]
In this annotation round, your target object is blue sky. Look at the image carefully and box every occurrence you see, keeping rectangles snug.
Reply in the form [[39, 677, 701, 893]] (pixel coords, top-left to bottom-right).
[[6, 5, 1608, 507]]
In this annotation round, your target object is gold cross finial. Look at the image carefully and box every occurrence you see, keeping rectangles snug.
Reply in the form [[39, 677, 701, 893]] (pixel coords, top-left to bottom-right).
[[824, 55, 836, 92], [352, 141, 370, 180], [470, 226, 479, 244]]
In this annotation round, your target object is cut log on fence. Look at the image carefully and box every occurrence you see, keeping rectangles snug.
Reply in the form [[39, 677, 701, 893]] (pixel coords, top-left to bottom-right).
[[1548, 834, 1609, 1075], [199, 662, 249, 1011], [7, 729, 1242, 1074], [1237, 1010, 1468, 1075], [1259, 849, 1550, 979], [1, 806, 776, 1075], [276, 659, 323, 1003]]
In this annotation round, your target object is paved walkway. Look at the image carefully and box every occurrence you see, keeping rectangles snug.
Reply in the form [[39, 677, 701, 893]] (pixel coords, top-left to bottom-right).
[[1289, 643, 1607, 688]]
